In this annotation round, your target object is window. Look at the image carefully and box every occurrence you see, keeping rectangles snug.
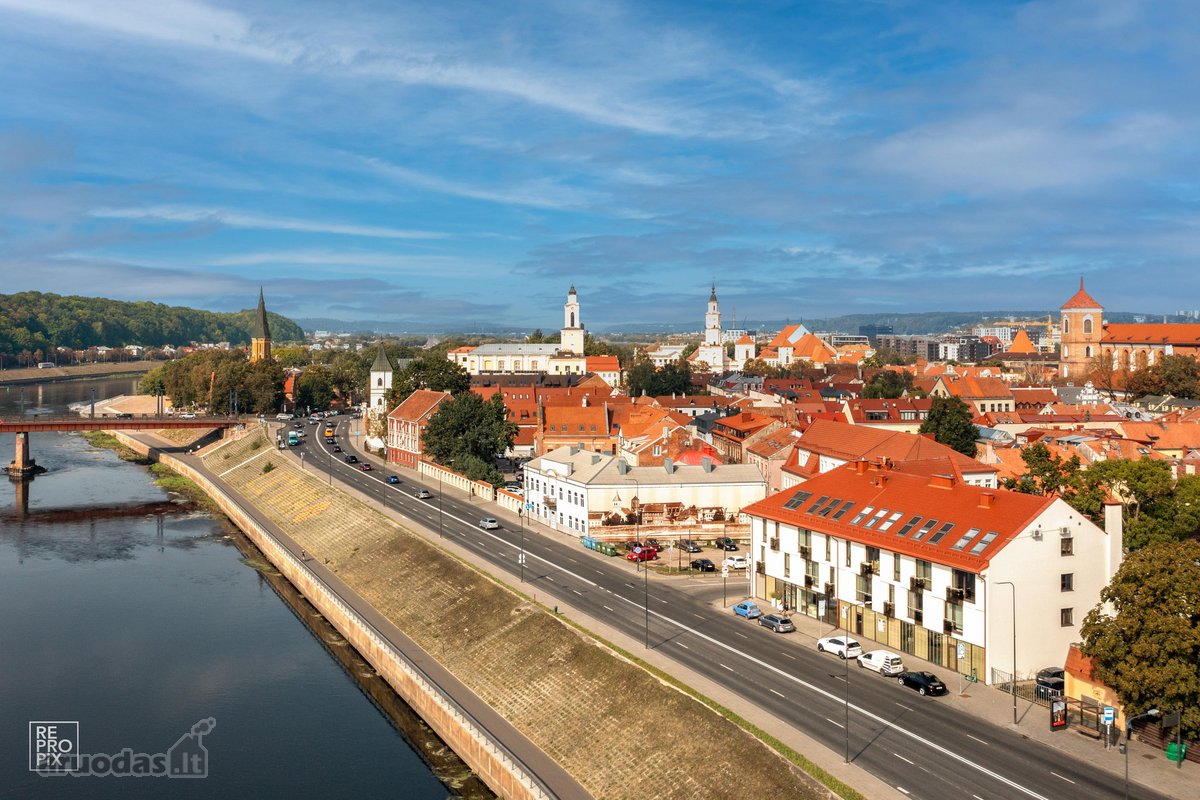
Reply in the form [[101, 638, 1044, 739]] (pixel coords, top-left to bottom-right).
[[1061, 537, 1074, 556], [896, 515, 922, 537], [855, 574, 872, 604], [1063, 317, 1070, 334], [783, 553, 790, 578], [928, 522, 956, 545], [951, 527, 981, 551], [830, 501, 855, 521], [825, 535, 831, 561], [850, 505, 874, 525], [915, 559, 933, 581], [1083, 316, 1093, 334], [1060, 608, 1074, 627], [877, 511, 903, 532], [947, 601, 963, 634], [951, 569, 976, 603], [913, 519, 939, 540], [863, 508, 889, 529], [844, 541, 852, 567], [893, 554, 901, 582], [1061, 573, 1074, 592]]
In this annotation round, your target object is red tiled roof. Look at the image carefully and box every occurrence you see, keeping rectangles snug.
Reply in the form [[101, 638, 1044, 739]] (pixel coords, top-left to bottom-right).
[[791, 419, 995, 475], [1006, 329, 1038, 354], [1061, 277, 1102, 310], [586, 355, 621, 370], [768, 324, 804, 349], [941, 376, 1013, 400], [714, 411, 779, 434], [745, 463, 1053, 570], [1101, 324, 1200, 346], [387, 389, 451, 421]]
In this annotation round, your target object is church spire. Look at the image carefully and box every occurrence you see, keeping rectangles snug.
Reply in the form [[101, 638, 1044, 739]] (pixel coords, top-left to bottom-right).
[[249, 287, 272, 363]]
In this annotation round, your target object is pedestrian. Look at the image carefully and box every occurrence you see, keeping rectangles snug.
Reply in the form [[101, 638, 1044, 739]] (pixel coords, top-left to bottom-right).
[[300, 549, 308, 561]]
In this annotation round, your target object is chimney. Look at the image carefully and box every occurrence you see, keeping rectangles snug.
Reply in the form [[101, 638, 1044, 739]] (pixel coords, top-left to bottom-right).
[[664, 458, 675, 474], [929, 474, 956, 489], [569, 445, 579, 455], [876, 474, 888, 487], [855, 459, 869, 475], [702, 456, 713, 473], [591, 454, 601, 465], [617, 459, 630, 474], [978, 491, 995, 509], [1103, 500, 1123, 577], [582, 395, 588, 407]]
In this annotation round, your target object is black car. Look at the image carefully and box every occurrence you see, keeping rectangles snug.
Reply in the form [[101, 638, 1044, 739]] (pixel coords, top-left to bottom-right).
[[1035, 666, 1065, 699], [344, 455, 358, 464], [690, 558, 716, 572], [680, 539, 702, 553], [623, 541, 644, 552], [332, 445, 342, 452], [896, 671, 948, 696], [715, 537, 739, 551]]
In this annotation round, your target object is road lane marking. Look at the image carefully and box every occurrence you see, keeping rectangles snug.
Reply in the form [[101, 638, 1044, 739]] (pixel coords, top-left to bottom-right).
[[603, 606, 614, 612], [677, 643, 689, 650], [826, 718, 844, 729], [897, 789, 910, 796], [720, 664, 734, 672], [894, 753, 914, 765], [769, 688, 784, 698], [1050, 772, 1075, 785], [967, 734, 988, 745]]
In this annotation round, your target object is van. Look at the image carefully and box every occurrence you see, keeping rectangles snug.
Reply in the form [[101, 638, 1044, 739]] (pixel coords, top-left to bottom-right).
[[857, 650, 905, 676]]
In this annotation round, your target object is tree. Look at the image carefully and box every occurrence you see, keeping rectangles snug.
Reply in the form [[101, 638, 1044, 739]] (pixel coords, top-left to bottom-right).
[[389, 356, 470, 406], [862, 369, 914, 399], [421, 392, 516, 485], [526, 328, 558, 344], [1082, 460, 1200, 550], [624, 349, 657, 396], [1080, 540, 1200, 741], [740, 358, 785, 377], [1124, 354, 1200, 400], [918, 395, 978, 456], [295, 365, 335, 410]]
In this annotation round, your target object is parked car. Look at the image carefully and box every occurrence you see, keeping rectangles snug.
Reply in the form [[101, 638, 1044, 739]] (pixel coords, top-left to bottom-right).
[[503, 482, 520, 492], [733, 601, 762, 619], [897, 671, 948, 696], [622, 541, 644, 552], [114, 412, 133, 419], [415, 489, 433, 500], [644, 538, 663, 552], [344, 455, 358, 464], [858, 650, 906, 676], [478, 518, 500, 530], [715, 537, 739, 551], [816, 635, 863, 659], [1035, 666, 1065, 699], [759, 614, 795, 633], [277, 441, 286, 450], [359, 463, 372, 471], [690, 558, 716, 572], [626, 548, 657, 563], [723, 555, 748, 570], [680, 539, 702, 553], [276, 413, 294, 421], [386, 474, 399, 484]]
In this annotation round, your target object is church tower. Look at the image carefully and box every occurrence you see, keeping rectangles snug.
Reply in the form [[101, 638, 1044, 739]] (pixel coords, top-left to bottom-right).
[[560, 286, 585, 355], [369, 341, 394, 412], [249, 288, 272, 363], [1059, 277, 1103, 380], [696, 284, 727, 371]]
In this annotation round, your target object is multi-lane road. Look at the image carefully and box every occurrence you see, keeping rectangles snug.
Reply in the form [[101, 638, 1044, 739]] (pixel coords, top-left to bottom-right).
[[295, 420, 1169, 800]]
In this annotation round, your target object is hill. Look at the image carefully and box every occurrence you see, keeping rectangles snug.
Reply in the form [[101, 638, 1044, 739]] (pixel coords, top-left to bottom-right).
[[0, 291, 304, 356]]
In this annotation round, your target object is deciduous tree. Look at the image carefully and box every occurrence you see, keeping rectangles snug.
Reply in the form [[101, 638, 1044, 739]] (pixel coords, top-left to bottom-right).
[[918, 395, 978, 456], [421, 392, 516, 485]]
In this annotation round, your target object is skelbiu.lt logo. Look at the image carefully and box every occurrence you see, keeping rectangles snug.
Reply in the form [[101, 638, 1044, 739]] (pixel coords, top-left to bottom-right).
[[29, 718, 216, 778]]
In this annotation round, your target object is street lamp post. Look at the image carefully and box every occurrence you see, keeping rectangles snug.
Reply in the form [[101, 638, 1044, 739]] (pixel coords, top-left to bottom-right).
[[1122, 708, 1160, 800], [438, 472, 444, 538], [996, 581, 1017, 725], [520, 506, 526, 583]]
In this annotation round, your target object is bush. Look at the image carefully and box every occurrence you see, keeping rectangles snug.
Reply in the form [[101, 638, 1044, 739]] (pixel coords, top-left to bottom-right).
[[263, 461, 275, 474]]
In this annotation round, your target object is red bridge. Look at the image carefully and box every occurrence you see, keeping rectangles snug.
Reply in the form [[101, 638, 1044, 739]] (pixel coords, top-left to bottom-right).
[[3, 415, 250, 477]]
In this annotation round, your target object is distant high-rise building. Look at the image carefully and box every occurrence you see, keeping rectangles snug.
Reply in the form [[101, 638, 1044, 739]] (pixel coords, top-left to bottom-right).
[[859, 324, 894, 346]]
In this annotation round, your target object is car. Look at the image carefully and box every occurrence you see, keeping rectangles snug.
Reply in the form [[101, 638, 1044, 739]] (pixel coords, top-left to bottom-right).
[[503, 482, 521, 492], [332, 445, 342, 452], [415, 489, 432, 500], [759, 614, 795, 633], [623, 541, 644, 552], [858, 650, 906, 676], [478, 518, 500, 530], [626, 547, 657, 563], [344, 455, 358, 464], [359, 463, 372, 471], [733, 601, 762, 619], [897, 671, 948, 696], [690, 558, 716, 572], [1035, 666, 1065, 699], [723, 555, 748, 570], [276, 413, 294, 421], [277, 442, 286, 450], [643, 538, 664, 552], [114, 412, 133, 419], [816, 635, 863, 659], [715, 537, 739, 551], [680, 539, 702, 553], [386, 474, 399, 484], [179, 412, 197, 419]]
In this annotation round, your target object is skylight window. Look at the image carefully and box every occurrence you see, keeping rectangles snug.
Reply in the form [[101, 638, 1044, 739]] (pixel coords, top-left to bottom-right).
[[830, 501, 856, 521], [895, 515, 922, 536], [877, 511, 904, 532], [928, 522, 956, 545], [817, 499, 843, 517], [912, 519, 939, 540], [850, 505, 875, 525], [862, 508, 889, 529], [951, 527, 982, 551], [969, 531, 1000, 555], [782, 490, 812, 510], [806, 495, 831, 514]]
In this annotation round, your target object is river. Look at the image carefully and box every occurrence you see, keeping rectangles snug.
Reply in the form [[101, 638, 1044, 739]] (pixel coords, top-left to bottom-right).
[[0, 378, 487, 798]]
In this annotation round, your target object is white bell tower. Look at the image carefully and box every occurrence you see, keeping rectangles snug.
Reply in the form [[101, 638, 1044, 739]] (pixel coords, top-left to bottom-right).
[[369, 341, 394, 412], [560, 286, 585, 355], [696, 284, 726, 371]]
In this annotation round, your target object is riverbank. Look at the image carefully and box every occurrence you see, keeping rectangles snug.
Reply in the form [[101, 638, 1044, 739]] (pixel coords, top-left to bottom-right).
[[0, 360, 157, 386]]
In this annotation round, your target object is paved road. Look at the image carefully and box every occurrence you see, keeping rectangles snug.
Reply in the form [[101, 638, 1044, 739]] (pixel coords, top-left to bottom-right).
[[296, 421, 1171, 800]]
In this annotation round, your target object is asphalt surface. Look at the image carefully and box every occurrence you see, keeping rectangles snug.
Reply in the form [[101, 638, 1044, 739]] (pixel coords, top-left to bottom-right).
[[295, 420, 1171, 800]]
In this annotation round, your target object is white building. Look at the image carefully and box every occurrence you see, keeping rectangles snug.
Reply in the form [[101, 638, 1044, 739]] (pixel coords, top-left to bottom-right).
[[449, 287, 589, 376], [368, 342, 394, 414], [744, 461, 1122, 683], [645, 344, 688, 368], [695, 284, 727, 371], [523, 445, 766, 535]]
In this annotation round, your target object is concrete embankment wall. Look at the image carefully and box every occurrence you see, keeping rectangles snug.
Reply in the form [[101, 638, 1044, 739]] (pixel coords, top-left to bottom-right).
[[114, 432, 551, 800]]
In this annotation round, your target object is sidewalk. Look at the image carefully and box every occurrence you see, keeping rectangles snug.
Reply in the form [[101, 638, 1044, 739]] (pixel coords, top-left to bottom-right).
[[343, 426, 1191, 799]]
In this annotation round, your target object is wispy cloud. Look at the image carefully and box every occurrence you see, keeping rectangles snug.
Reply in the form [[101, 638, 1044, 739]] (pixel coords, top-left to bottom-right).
[[89, 206, 445, 240]]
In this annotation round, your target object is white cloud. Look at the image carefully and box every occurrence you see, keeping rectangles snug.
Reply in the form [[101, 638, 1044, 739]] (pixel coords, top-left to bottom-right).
[[89, 206, 446, 239]]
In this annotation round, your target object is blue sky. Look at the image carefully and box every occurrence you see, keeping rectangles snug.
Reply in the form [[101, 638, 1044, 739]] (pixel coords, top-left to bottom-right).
[[2, 0, 1198, 331]]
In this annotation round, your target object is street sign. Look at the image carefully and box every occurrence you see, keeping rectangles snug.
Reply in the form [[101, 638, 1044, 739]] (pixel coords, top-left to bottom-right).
[[721, 566, 730, 578], [1162, 711, 1181, 727], [525, 502, 533, 510], [1103, 706, 1115, 724], [956, 642, 965, 660], [634, 547, 642, 554]]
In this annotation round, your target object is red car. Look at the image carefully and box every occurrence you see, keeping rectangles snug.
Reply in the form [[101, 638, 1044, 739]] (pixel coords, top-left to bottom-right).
[[359, 463, 372, 471], [626, 547, 657, 563]]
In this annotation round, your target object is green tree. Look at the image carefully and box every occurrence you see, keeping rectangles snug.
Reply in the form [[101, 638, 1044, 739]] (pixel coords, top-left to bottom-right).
[[862, 369, 915, 399], [918, 395, 978, 456], [388, 356, 470, 406], [1080, 540, 1200, 741], [295, 365, 335, 410], [421, 392, 516, 485], [1082, 461, 1200, 550], [624, 349, 657, 396], [1124, 354, 1200, 399]]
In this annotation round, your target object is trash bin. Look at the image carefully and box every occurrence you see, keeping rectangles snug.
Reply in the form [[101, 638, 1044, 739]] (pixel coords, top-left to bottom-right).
[[1166, 742, 1186, 762]]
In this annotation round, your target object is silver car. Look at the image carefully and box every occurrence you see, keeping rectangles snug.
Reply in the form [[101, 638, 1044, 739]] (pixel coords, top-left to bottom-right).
[[758, 614, 795, 633]]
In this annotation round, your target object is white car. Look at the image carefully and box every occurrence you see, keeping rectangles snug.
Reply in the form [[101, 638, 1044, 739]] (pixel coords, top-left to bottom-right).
[[276, 413, 294, 421], [857, 649, 905, 675], [723, 555, 748, 570], [816, 635, 863, 660], [478, 518, 500, 530], [179, 412, 197, 419]]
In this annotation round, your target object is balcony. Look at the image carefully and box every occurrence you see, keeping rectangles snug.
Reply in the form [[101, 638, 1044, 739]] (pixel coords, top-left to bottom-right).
[[824, 582, 836, 597], [860, 561, 875, 577], [909, 576, 927, 592], [804, 574, 815, 588], [799, 545, 811, 560], [755, 561, 765, 575], [943, 619, 956, 635], [770, 537, 780, 552], [883, 601, 895, 618], [947, 587, 966, 604], [913, 610, 923, 625]]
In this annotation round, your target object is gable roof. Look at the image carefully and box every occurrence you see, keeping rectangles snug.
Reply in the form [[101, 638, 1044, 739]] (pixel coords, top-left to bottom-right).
[[789, 418, 996, 476], [744, 463, 1053, 571], [1006, 329, 1038, 354], [768, 324, 806, 349], [1101, 324, 1200, 346], [388, 389, 451, 422], [370, 341, 393, 373], [940, 376, 1013, 400]]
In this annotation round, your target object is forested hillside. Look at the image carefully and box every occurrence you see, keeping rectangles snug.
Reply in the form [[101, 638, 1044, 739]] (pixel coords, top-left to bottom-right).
[[0, 292, 304, 355]]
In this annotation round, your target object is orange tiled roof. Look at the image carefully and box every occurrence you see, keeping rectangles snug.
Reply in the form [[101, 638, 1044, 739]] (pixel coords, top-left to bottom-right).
[[768, 324, 805, 349], [388, 389, 451, 421], [789, 418, 995, 475], [714, 411, 778, 434], [942, 376, 1013, 400], [791, 333, 837, 363], [1119, 421, 1200, 450], [1061, 277, 1102, 310], [1101, 324, 1200, 346], [736, 334, 755, 345], [586, 355, 621, 370], [543, 405, 610, 436], [745, 463, 1053, 570], [1006, 329, 1038, 354]]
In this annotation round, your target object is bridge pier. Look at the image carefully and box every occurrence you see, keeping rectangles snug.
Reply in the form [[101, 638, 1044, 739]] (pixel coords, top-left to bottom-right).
[[6, 432, 46, 479]]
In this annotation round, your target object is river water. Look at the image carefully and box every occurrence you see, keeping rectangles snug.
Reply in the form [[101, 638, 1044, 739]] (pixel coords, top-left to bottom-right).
[[0, 378, 479, 799]]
